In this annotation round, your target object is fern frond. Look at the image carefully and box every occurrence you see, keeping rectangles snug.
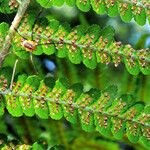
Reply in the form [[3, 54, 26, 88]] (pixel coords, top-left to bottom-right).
[[35, 0, 150, 26], [10, 17, 150, 75], [0, 73, 149, 147]]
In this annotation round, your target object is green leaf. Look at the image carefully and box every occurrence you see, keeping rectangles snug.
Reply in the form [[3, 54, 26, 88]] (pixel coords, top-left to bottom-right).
[[140, 126, 150, 148], [126, 121, 141, 143], [66, 25, 87, 64], [107, 95, 135, 116], [41, 19, 60, 55], [140, 63, 150, 75], [62, 83, 83, 124], [110, 95, 135, 139], [0, 22, 9, 39], [80, 25, 101, 69], [36, 0, 53, 8], [105, 0, 118, 17], [52, 23, 70, 58], [19, 76, 40, 117], [119, 103, 144, 143], [94, 86, 117, 137], [33, 81, 49, 119], [95, 113, 112, 138], [119, 2, 133, 23], [91, 0, 106, 15], [13, 47, 30, 59], [65, 0, 75, 6], [123, 103, 144, 143], [137, 105, 150, 147], [137, 50, 150, 75], [32, 45, 43, 56], [6, 74, 27, 117], [32, 142, 43, 150], [123, 45, 140, 75], [76, 0, 91, 12], [52, 0, 64, 7], [108, 42, 123, 67], [133, 6, 146, 26], [101, 25, 115, 41], [93, 85, 117, 111], [77, 89, 100, 132], [136, 105, 150, 127], [32, 17, 49, 56], [111, 117, 126, 140], [95, 38, 111, 64], [96, 26, 115, 64], [47, 78, 68, 120]]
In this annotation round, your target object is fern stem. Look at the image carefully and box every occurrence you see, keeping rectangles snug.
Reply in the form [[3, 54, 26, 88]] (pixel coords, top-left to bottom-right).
[[10, 59, 18, 90], [0, 0, 31, 68]]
